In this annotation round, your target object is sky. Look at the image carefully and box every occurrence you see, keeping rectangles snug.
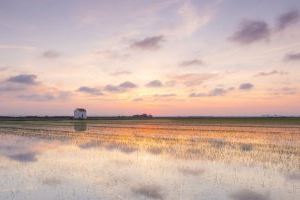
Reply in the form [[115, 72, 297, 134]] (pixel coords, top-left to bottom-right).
[[0, 0, 300, 116]]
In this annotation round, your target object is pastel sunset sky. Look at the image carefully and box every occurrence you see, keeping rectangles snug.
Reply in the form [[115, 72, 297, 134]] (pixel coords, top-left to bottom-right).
[[1, 0, 300, 116]]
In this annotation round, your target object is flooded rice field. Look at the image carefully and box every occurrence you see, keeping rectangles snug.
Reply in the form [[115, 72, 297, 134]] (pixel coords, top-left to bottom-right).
[[0, 120, 299, 200]]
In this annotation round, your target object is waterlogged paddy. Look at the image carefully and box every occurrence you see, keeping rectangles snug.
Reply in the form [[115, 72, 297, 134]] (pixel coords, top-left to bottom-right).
[[0, 121, 299, 200]]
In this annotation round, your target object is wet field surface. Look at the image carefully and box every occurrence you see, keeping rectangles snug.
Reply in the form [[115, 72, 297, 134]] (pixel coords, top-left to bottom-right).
[[0, 121, 299, 200]]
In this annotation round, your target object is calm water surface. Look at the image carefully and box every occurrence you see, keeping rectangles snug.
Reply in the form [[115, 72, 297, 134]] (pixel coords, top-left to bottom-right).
[[0, 122, 299, 200]]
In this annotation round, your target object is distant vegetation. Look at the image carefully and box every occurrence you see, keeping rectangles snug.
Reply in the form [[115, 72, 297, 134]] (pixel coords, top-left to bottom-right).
[[0, 116, 300, 125]]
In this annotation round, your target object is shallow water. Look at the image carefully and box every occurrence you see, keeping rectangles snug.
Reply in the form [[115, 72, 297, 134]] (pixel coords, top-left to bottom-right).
[[0, 122, 299, 200]]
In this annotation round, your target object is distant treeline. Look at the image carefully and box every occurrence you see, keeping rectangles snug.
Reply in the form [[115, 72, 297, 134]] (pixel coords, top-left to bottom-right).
[[0, 115, 299, 121], [0, 115, 153, 121]]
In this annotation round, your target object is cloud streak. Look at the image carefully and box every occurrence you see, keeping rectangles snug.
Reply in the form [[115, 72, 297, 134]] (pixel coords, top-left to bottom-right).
[[131, 35, 165, 50], [277, 9, 299, 31], [6, 74, 39, 85], [110, 70, 131, 76], [190, 87, 234, 97], [255, 70, 288, 77], [284, 52, 300, 61], [154, 93, 176, 98], [179, 59, 203, 67], [230, 9, 299, 45], [17, 91, 71, 102], [172, 73, 217, 86], [42, 50, 61, 59], [145, 80, 163, 88], [229, 20, 270, 44], [104, 81, 137, 93], [77, 86, 103, 96]]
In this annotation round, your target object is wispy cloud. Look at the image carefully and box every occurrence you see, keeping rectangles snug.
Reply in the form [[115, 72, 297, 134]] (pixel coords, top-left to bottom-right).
[[0, 84, 26, 92], [179, 59, 203, 67], [154, 93, 176, 98], [277, 9, 299, 31], [255, 70, 288, 77], [0, 44, 35, 50], [95, 50, 129, 60], [133, 97, 143, 102], [110, 70, 131, 76], [0, 66, 10, 72], [17, 91, 71, 102], [77, 86, 103, 96], [164, 0, 221, 37], [269, 87, 297, 96], [229, 20, 270, 45], [131, 35, 165, 50], [172, 73, 217, 86]]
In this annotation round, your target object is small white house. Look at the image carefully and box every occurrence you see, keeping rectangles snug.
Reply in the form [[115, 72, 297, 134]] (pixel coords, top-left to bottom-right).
[[74, 108, 87, 119]]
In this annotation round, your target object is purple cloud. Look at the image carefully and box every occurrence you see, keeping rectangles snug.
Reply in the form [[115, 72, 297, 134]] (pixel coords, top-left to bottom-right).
[[284, 52, 300, 61], [104, 81, 137, 93], [6, 74, 38, 85], [190, 87, 234, 97], [0, 84, 26, 92], [131, 35, 165, 50], [179, 59, 203, 67], [239, 83, 254, 90], [119, 81, 137, 89], [145, 80, 163, 88], [77, 86, 103, 96], [104, 85, 121, 93], [229, 20, 270, 44], [277, 10, 299, 31]]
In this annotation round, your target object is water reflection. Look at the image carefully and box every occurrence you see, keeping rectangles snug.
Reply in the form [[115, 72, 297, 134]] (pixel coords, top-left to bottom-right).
[[73, 122, 87, 132], [230, 189, 270, 200], [286, 172, 300, 181], [0, 122, 299, 200], [240, 143, 253, 152], [178, 167, 205, 176], [7, 152, 38, 163], [132, 184, 164, 200], [42, 177, 62, 187], [78, 141, 100, 149]]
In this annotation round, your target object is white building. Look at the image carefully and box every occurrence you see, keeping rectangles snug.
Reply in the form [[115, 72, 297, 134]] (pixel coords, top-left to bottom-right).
[[74, 108, 87, 119]]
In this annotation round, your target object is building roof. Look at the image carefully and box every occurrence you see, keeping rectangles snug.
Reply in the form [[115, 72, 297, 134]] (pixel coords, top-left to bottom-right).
[[75, 108, 86, 112]]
